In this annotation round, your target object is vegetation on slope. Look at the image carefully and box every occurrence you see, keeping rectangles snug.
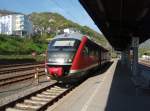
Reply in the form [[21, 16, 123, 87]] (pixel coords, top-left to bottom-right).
[[139, 39, 150, 56], [0, 35, 47, 55], [29, 12, 108, 46]]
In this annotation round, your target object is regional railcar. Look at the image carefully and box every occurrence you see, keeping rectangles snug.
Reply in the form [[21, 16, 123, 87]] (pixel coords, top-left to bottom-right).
[[45, 32, 110, 82]]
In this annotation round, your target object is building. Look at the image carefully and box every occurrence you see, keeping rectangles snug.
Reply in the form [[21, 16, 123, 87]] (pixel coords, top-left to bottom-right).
[[0, 14, 33, 37], [15, 14, 33, 36], [0, 15, 15, 35], [63, 28, 79, 34]]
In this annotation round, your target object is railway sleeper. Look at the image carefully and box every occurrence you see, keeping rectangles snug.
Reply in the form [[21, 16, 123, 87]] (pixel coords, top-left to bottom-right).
[[50, 88, 66, 91], [16, 103, 41, 109], [46, 89, 65, 93], [42, 91, 60, 95], [23, 100, 43, 106], [6, 107, 29, 111], [24, 99, 47, 105], [36, 94, 56, 98], [5, 84, 71, 111], [14, 102, 45, 111], [48, 87, 66, 91], [31, 96, 52, 102]]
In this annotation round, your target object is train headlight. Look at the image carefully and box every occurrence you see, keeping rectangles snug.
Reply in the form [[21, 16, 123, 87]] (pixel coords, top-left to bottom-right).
[[65, 58, 72, 63], [68, 59, 72, 62]]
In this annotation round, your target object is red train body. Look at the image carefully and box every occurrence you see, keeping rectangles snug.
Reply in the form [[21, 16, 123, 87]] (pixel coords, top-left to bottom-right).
[[45, 32, 110, 82]]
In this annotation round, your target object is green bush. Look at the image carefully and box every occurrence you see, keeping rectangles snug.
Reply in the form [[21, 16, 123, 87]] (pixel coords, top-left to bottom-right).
[[0, 35, 47, 55]]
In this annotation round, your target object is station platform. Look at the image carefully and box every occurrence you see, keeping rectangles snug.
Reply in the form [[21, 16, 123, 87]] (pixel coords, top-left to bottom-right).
[[47, 59, 150, 111]]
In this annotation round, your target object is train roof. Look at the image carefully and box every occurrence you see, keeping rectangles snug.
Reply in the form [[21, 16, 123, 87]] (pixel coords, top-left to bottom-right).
[[52, 32, 84, 41], [52, 32, 109, 52]]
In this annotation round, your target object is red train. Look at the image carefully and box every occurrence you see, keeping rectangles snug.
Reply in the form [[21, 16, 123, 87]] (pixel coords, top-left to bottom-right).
[[45, 32, 110, 82]]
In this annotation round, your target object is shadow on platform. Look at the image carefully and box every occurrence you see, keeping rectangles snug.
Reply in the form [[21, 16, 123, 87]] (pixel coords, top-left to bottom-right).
[[105, 61, 150, 111]]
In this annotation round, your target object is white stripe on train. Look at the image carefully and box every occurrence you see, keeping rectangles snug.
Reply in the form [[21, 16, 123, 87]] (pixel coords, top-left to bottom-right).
[[69, 63, 99, 74]]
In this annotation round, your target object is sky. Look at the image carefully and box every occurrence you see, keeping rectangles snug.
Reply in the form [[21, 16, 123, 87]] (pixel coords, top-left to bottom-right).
[[0, 0, 101, 33]]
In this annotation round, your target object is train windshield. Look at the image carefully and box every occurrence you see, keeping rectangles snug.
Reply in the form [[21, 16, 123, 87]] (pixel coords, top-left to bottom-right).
[[53, 40, 75, 47], [48, 38, 80, 51], [47, 38, 80, 63]]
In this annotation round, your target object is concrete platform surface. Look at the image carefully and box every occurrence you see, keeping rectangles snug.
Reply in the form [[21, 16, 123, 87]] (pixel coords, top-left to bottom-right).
[[47, 59, 150, 111]]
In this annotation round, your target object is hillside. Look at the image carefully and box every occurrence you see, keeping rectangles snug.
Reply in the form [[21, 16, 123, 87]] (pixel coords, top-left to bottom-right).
[[0, 34, 47, 55], [29, 12, 109, 47], [139, 39, 150, 56], [0, 9, 21, 16], [139, 39, 150, 49]]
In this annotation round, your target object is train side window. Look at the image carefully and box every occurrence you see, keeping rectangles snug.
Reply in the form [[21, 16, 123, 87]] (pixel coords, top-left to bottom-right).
[[88, 45, 95, 57], [83, 46, 88, 56]]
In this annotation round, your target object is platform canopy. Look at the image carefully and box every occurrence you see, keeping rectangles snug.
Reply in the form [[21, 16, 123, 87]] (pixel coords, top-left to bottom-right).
[[79, 0, 150, 51]]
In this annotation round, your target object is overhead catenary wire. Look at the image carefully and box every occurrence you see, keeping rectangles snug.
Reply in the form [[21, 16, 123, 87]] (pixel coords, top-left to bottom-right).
[[69, 0, 101, 33], [51, 0, 80, 24], [50, 0, 100, 33], [70, 0, 88, 18]]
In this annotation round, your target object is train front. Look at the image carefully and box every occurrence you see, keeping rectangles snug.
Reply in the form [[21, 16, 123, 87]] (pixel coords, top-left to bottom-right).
[[45, 37, 80, 81]]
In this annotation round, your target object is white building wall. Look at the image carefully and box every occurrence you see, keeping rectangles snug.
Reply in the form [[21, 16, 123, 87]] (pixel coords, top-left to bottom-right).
[[0, 14, 33, 36], [12, 15, 16, 33], [14, 14, 33, 36], [0, 19, 1, 33], [0, 15, 13, 35]]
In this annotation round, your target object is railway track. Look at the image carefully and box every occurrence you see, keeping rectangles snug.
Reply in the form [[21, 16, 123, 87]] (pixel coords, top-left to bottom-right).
[[0, 62, 44, 69], [139, 60, 150, 67], [0, 71, 45, 87], [0, 63, 45, 86], [0, 63, 110, 111], [0, 82, 75, 111], [0, 63, 44, 74]]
